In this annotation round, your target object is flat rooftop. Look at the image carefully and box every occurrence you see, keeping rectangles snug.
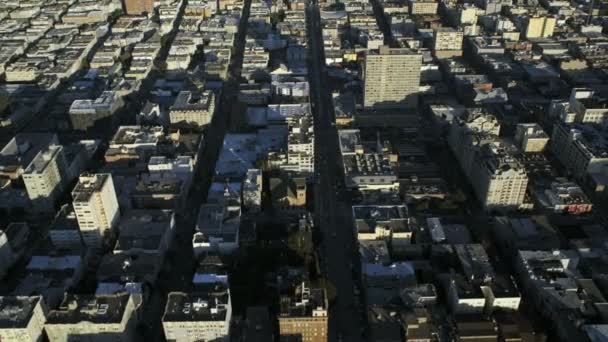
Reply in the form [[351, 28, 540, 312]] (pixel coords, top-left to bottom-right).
[[47, 293, 130, 325], [0, 296, 41, 329], [163, 289, 230, 322], [72, 174, 112, 203]]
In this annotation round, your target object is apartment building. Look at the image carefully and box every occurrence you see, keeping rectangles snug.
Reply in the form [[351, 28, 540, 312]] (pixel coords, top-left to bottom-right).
[[169, 91, 216, 128], [23, 145, 68, 213], [162, 289, 232, 342], [0, 296, 47, 342], [71, 174, 120, 248], [363, 46, 421, 109], [45, 293, 137, 342], [278, 283, 328, 342]]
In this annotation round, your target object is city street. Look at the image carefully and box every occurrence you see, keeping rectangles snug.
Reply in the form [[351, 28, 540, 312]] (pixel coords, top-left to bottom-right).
[[138, 0, 253, 340], [306, 2, 362, 341]]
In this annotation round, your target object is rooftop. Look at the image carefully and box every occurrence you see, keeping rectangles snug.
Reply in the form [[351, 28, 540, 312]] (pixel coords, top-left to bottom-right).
[[23, 145, 63, 175], [0, 296, 41, 329], [47, 293, 131, 325], [72, 174, 112, 203], [163, 289, 230, 322]]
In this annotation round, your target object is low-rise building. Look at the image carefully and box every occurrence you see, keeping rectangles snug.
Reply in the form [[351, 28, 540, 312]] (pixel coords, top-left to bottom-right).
[[550, 122, 608, 180], [193, 203, 240, 256], [0, 296, 47, 342], [278, 283, 328, 342], [514, 123, 549, 153], [169, 90, 216, 128], [69, 91, 124, 131], [49, 205, 83, 250], [162, 289, 232, 342], [353, 205, 411, 248], [45, 293, 138, 342], [242, 169, 262, 212], [269, 174, 307, 214]]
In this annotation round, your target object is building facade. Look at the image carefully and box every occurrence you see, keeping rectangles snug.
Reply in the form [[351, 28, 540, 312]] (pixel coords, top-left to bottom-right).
[[162, 290, 232, 342], [72, 174, 120, 247], [45, 293, 137, 342], [23, 145, 69, 213], [0, 296, 47, 342], [123, 0, 154, 15], [278, 283, 328, 342], [363, 46, 421, 109]]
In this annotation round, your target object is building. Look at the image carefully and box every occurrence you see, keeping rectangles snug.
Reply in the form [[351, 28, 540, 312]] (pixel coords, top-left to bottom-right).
[[162, 289, 232, 342], [242, 169, 262, 212], [447, 275, 486, 314], [523, 16, 556, 38], [193, 203, 240, 256], [409, 0, 438, 14], [106, 125, 164, 162], [337, 129, 399, 191], [0, 296, 47, 342], [69, 91, 123, 131], [542, 181, 593, 214], [49, 205, 83, 250], [550, 122, 608, 179], [0, 223, 29, 279], [353, 205, 411, 248], [269, 175, 307, 213], [123, 0, 154, 15], [433, 28, 464, 58], [278, 283, 328, 342], [0, 133, 59, 180], [471, 144, 529, 211], [169, 91, 216, 128], [23, 145, 69, 213], [363, 46, 422, 109], [514, 123, 549, 152], [72, 174, 120, 248], [284, 116, 314, 173], [449, 114, 528, 211], [113, 209, 175, 256], [45, 293, 137, 342]]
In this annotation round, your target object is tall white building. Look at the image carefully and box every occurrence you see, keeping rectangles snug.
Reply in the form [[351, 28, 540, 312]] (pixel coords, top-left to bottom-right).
[[363, 46, 421, 109], [449, 112, 528, 211], [470, 144, 529, 210], [23, 145, 68, 213], [0, 296, 47, 342], [72, 174, 120, 247]]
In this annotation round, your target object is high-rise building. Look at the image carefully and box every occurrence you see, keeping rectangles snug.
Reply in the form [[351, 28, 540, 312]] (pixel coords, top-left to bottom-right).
[[123, 0, 154, 15], [22, 145, 68, 213], [363, 46, 421, 109], [278, 283, 328, 342], [524, 16, 556, 38], [449, 112, 528, 211], [71, 174, 120, 247]]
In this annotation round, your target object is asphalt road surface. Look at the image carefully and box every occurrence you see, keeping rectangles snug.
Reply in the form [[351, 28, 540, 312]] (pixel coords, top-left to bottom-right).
[[306, 2, 363, 341]]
